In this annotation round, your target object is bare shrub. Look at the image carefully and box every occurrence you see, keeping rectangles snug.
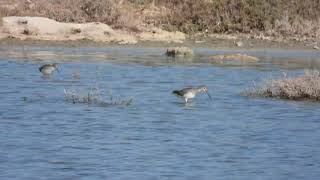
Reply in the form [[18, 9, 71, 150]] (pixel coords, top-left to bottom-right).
[[0, 5, 11, 26], [113, 4, 142, 32], [79, 0, 121, 24], [245, 70, 320, 101], [64, 87, 133, 106], [158, 0, 320, 38]]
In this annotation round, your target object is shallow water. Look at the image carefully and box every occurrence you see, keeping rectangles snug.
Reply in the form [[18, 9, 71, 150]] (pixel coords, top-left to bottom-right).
[[1, 46, 320, 180]]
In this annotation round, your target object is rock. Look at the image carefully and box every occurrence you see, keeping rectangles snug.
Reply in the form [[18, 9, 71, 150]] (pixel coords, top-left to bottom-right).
[[210, 54, 259, 62], [195, 40, 205, 44], [2, 16, 137, 44], [253, 34, 273, 41], [313, 45, 320, 50], [208, 33, 237, 40], [166, 47, 193, 57], [139, 27, 185, 43], [235, 41, 243, 47]]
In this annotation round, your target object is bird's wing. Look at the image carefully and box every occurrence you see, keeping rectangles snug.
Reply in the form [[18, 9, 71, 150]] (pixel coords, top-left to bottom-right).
[[180, 87, 193, 93], [173, 88, 193, 96]]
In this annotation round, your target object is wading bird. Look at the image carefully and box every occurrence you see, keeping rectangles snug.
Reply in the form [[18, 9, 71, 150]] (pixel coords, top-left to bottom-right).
[[39, 63, 59, 76], [173, 85, 212, 103]]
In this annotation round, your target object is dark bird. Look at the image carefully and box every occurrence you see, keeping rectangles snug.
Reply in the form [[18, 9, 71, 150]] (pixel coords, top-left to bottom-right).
[[39, 63, 59, 76], [173, 85, 212, 103]]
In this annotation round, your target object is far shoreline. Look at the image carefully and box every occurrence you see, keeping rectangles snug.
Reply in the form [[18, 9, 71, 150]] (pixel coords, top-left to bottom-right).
[[0, 16, 318, 51], [0, 36, 317, 51]]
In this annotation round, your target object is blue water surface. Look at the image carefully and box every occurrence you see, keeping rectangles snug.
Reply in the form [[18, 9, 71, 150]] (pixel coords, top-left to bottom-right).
[[0, 47, 320, 180]]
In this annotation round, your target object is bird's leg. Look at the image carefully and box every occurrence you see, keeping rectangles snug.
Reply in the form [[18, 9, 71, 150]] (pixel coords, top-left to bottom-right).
[[42, 74, 51, 80]]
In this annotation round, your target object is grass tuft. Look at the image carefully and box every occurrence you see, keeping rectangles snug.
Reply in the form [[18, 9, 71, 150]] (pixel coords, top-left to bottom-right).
[[64, 87, 133, 106], [244, 70, 320, 101]]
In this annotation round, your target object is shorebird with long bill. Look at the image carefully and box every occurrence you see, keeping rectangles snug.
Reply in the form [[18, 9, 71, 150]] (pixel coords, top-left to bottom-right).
[[39, 63, 59, 76], [173, 85, 212, 103]]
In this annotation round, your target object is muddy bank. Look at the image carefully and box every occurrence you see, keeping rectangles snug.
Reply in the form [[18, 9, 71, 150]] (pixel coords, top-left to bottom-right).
[[0, 34, 317, 51]]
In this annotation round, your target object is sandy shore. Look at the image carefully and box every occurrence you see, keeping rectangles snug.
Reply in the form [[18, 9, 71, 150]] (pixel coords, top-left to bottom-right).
[[0, 16, 318, 50]]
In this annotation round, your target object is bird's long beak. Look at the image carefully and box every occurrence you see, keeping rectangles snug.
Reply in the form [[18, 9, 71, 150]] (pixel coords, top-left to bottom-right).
[[206, 92, 212, 100]]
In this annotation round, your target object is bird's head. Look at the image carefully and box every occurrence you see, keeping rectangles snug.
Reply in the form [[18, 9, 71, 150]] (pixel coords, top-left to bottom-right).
[[198, 86, 212, 100], [198, 86, 208, 92], [52, 63, 59, 72], [52, 63, 58, 68]]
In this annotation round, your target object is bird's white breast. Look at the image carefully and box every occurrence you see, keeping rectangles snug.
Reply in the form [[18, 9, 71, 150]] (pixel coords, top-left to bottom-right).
[[184, 92, 196, 99], [42, 67, 55, 74]]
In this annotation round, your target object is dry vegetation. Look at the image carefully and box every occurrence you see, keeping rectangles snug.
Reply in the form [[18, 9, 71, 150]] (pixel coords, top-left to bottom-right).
[[0, 0, 142, 32], [157, 0, 320, 40], [0, 0, 320, 39], [245, 70, 320, 101]]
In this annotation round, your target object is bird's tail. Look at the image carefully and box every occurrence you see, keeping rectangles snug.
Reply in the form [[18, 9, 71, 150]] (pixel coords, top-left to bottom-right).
[[172, 90, 182, 96]]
